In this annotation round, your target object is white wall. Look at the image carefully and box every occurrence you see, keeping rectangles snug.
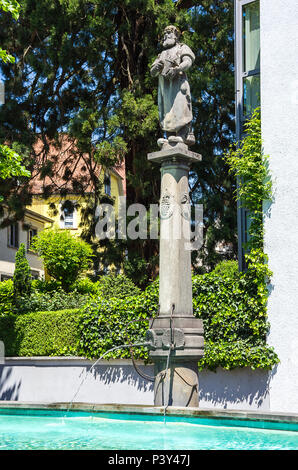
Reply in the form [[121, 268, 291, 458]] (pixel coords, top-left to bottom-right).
[[0, 215, 44, 278], [262, 0, 298, 412], [0, 358, 270, 411]]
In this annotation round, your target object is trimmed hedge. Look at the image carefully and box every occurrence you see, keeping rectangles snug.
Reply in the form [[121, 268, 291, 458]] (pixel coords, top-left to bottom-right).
[[0, 309, 81, 356]]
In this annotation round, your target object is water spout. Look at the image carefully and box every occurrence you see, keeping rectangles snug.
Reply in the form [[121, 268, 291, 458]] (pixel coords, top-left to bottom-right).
[[66, 342, 150, 414]]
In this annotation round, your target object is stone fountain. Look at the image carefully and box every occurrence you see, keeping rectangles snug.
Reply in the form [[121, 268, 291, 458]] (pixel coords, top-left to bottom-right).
[[146, 26, 204, 407]]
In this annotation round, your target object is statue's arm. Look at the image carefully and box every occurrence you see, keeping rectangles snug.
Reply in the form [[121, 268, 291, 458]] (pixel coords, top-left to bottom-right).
[[177, 55, 193, 72], [150, 56, 164, 77], [165, 55, 193, 79]]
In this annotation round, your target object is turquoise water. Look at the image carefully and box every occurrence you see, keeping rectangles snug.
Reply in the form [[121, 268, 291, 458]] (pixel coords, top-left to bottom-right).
[[0, 409, 298, 450]]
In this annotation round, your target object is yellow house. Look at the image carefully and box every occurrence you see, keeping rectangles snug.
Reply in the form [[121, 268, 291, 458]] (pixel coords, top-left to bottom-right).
[[29, 168, 125, 234], [0, 136, 126, 280]]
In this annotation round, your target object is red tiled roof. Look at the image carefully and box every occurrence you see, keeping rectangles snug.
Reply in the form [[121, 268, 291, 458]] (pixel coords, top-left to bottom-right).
[[29, 135, 126, 196]]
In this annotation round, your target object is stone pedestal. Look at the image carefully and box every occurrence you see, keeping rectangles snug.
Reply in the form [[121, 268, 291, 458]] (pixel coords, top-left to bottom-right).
[[147, 143, 204, 407]]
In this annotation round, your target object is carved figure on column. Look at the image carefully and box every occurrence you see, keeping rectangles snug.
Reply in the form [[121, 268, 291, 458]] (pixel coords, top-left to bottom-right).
[[150, 25, 195, 149]]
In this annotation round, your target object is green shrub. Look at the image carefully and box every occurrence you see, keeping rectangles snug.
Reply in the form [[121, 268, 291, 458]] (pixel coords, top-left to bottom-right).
[[71, 278, 100, 295], [0, 280, 14, 316], [15, 289, 90, 314], [31, 229, 93, 290], [97, 274, 141, 300], [0, 262, 279, 370], [13, 243, 31, 299], [79, 294, 150, 360], [31, 279, 61, 293], [0, 309, 81, 356], [212, 260, 238, 279]]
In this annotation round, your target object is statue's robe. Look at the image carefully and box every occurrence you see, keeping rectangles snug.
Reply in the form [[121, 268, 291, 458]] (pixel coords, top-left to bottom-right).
[[152, 43, 195, 133]]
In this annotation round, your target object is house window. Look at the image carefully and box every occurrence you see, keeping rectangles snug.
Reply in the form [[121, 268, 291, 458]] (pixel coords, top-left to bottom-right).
[[60, 200, 76, 229], [236, 0, 260, 135], [0, 274, 13, 282], [104, 174, 111, 196], [235, 0, 260, 270], [27, 228, 37, 251], [30, 270, 40, 280], [242, 1, 260, 117], [8, 223, 19, 248]]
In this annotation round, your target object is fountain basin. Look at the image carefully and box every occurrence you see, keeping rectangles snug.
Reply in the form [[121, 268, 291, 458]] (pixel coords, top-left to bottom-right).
[[1, 403, 298, 450]]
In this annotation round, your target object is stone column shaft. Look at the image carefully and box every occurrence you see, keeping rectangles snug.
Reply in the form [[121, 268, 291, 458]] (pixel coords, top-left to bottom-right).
[[147, 145, 204, 408]]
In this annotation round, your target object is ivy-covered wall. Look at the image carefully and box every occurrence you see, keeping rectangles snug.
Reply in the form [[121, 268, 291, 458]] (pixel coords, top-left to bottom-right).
[[0, 266, 279, 370]]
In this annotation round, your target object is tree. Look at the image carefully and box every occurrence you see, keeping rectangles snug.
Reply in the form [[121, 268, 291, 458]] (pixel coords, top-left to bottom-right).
[[31, 229, 93, 291], [0, 0, 30, 186], [13, 243, 31, 300], [0, 0, 237, 280]]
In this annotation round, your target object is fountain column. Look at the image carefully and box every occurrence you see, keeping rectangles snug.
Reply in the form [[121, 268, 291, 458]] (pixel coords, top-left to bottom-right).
[[147, 144, 204, 408], [146, 25, 204, 406]]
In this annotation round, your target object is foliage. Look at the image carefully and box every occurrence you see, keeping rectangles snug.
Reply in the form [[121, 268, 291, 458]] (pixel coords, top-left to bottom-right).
[[79, 295, 151, 360], [0, 310, 81, 356], [31, 279, 62, 293], [0, 265, 278, 370], [0, 279, 13, 315], [70, 278, 100, 296], [0, 0, 30, 187], [0, 0, 19, 63], [13, 243, 31, 300], [31, 229, 93, 290], [0, 145, 30, 179], [15, 289, 90, 315], [199, 340, 279, 371], [192, 267, 278, 371], [212, 260, 238, 279], [97, 273, 141, 300], [0, 0, 236, 276], [225, 107, 271, 251], [188, 0, 237, 269]]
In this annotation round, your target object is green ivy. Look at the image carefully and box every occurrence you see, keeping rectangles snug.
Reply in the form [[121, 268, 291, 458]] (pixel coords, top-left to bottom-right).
[[225, 107, 272, 251]]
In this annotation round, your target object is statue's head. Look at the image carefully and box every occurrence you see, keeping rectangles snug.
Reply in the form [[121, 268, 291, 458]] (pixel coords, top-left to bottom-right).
[[162, 25, 181, 49]]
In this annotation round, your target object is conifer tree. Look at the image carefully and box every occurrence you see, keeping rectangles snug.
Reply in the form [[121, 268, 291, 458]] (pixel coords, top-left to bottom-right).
[[0, 0, 237, 281], [13, 243, 31, 300]]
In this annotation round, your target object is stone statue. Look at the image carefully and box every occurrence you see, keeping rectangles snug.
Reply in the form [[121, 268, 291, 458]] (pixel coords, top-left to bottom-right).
[[150, 25, 195, 148]]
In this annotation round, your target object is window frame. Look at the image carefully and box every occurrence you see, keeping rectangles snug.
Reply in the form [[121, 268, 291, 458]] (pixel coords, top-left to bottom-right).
[[60, 200, 77, 229], [235, 0, 260, 140], [27, 227, 38, 253], [235, 0, 260, 271], [7, 222, 19, 249], [104, 173, 111, 196]]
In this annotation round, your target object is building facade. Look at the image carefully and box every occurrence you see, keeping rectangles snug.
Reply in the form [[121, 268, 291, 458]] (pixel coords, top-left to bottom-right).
[[0, 208, 53, 280], [235, 0, 298, 413], [0, 137, 126, 280]]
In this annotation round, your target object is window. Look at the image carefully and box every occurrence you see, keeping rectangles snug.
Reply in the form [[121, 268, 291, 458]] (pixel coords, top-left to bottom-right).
[[104, 174, 111, 196], [235, 0, 260, 270], [30, 270, 40, 280], [0, 274, 13, 282], [60, 200, 76, 229], [242, 1, 260, 117], [8, 223, 19, 248], [27, 227, 37, 251], [236, 0, 260, 137]]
